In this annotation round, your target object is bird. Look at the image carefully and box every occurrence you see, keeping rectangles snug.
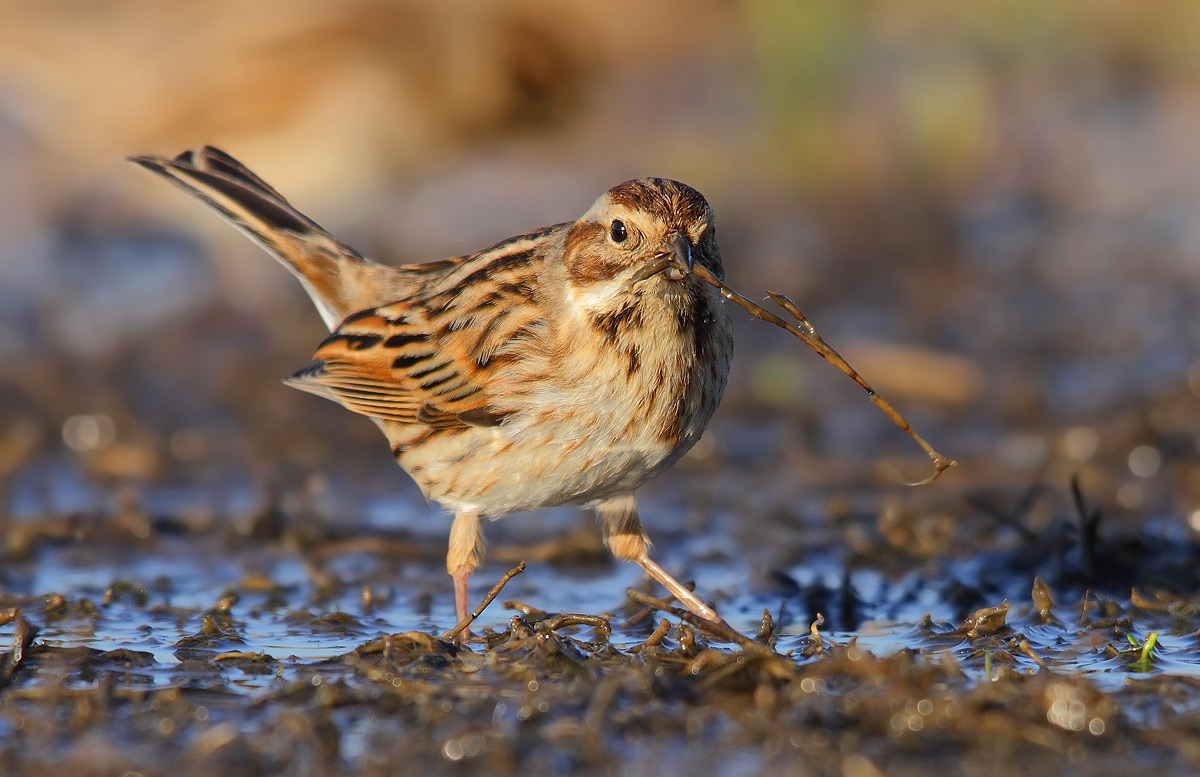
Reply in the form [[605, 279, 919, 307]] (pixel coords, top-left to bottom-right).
[[131, 146, 734, 633]]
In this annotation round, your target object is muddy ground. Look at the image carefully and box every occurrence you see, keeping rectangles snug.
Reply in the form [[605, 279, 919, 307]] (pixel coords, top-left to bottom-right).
[[3, 412, 1200, 776], [4, 2, 1200, 775]]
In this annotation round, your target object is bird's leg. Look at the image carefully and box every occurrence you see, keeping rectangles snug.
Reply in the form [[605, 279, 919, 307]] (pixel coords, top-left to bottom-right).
[[447, 510, 485, 630], [595, 495, 724, 624]]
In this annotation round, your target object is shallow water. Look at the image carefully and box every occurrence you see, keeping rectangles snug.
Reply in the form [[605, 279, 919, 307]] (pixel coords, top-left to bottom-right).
[[5, 460, 1199, 709], [4, 356, 1200, 775]]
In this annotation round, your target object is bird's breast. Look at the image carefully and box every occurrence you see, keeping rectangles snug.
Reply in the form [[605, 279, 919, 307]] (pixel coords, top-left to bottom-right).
[[395, 283, 732, 517]]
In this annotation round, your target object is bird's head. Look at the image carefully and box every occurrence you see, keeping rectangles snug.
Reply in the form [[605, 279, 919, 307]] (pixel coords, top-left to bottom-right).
[[561, 178, 724, 312]]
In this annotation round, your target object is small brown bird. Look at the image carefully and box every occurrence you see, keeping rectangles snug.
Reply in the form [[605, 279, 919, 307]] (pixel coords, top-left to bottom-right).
[[132, 147, 734, 630]]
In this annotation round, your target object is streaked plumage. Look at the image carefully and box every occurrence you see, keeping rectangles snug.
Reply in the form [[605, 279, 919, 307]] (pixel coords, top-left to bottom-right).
[[131, 146, 734, 632]]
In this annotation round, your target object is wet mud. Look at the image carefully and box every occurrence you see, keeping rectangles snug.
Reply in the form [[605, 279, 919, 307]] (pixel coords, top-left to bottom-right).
[[4, 418, 1200, 776]]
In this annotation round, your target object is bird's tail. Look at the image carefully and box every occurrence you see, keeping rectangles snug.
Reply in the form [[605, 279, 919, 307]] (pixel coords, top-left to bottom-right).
[[130, 146, 377, 329]]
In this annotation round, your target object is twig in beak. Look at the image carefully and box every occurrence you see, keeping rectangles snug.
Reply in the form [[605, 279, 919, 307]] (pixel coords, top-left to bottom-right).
[[630, 255, 673, 284], [691, 263, 955, 485]]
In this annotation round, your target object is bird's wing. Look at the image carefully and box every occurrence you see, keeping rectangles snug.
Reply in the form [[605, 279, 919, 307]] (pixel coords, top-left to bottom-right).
[[285, 273, 544, 430]]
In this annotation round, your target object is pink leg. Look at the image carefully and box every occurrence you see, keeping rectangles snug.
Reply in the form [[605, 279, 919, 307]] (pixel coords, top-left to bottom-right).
[[447, 511, 484, 638], [595, 495, 731, 627], [452, 568, 471, 624]]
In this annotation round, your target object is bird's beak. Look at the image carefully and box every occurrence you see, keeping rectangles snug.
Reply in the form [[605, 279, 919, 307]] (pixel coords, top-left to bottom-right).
[[631, 234, 695, 284], [668, 233, 694, 275]]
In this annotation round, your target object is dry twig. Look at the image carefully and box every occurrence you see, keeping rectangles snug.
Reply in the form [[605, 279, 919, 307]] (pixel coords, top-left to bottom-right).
[[692, 263, 956, 485], [444, 561, 526, 641], [625, 588, 761, 650]]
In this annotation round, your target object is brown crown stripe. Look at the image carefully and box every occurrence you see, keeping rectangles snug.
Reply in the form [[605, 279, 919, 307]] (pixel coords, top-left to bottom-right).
[[607, 178, 712, 230]]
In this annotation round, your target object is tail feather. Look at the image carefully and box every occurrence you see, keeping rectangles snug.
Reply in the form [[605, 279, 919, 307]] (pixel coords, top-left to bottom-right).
[[131, 146, 377, 330], [174, 145, 289, 202]]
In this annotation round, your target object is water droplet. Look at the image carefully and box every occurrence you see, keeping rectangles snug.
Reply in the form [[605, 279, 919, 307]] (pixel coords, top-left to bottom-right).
[[62, 413, 115, 451], [1128, 445, 1161, 478]]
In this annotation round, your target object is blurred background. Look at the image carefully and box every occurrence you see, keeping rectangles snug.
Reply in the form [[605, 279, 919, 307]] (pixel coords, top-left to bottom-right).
[[2, 0, 1199, 541]]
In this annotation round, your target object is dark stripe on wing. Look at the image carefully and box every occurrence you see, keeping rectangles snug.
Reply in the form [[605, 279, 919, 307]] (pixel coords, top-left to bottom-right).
[[456, 407, 508, 427], [409, 359, 452, 379], [479, 223, 562, 255], [385, 332, 431, 348], [340, 308, 388, 326], [458, 248, 536, 285], [426, 248, 537, 307], [393, 353, 431, 369], [442, 384, 482, 402], [420, 371, 466, 392], [320, 332, 384, 351], [288, 360, 327, 381]]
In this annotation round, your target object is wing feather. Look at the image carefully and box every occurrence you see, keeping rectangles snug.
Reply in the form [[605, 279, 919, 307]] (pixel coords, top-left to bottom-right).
[[284, 238, 550, 431]]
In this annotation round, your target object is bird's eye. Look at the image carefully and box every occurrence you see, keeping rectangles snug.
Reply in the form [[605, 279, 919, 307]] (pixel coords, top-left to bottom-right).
[[609, 219, 628, 244]]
